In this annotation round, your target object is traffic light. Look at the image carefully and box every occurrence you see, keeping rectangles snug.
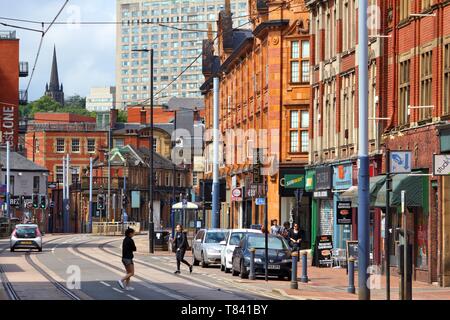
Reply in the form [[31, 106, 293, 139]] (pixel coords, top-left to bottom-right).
[[122, 194, 128, 208], [97, 194, 104, 210], [40, 195, 46, 209], [32, 194, 39, 208]]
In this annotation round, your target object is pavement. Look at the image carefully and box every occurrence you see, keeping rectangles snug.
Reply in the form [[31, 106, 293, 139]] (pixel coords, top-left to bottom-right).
[[133, 236, 450, 300], [2, 233, 449, 300]]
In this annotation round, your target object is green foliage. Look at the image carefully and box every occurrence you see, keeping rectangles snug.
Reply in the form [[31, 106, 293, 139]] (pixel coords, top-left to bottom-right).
[[117, 110, 127, 123], [22, 95, 95, 119]]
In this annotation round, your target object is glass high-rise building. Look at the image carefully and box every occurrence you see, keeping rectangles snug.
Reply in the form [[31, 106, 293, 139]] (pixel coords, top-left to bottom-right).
[[116, 0, 249, 108]]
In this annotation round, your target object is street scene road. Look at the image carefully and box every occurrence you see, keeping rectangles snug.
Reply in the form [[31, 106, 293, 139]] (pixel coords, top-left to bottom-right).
[[0, 234, 292, 300]]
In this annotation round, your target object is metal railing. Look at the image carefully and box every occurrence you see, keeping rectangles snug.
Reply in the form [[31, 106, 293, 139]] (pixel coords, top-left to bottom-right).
[[92, 222, 141, 236], [19, 90, 28, 105]]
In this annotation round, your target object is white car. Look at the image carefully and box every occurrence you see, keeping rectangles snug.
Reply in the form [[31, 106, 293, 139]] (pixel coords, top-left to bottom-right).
[[220, 228, 261, 273], [10, 224, 43, 252]]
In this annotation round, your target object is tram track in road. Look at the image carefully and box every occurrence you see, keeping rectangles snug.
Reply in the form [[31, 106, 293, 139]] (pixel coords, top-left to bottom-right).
[[0, 236, 71, 300], [71, 237, 194, 300], [98, 238, 275, 300]]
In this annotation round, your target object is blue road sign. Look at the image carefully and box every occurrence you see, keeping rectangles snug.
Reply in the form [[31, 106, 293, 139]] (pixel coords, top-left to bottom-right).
[[255, 197, 266, 206], [390, 151, 412, 173]]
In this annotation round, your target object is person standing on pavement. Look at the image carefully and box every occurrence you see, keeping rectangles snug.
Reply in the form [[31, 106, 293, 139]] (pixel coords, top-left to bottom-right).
[[173, 224, 193, 274], [118, 228, 136, 290], [270, 219, 281, 235], [280, 221, 290, 241], [289, 223, 303, 252]]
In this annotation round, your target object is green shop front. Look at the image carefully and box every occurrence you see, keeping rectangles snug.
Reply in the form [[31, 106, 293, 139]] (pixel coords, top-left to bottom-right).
[[279, 167, 311, 249]]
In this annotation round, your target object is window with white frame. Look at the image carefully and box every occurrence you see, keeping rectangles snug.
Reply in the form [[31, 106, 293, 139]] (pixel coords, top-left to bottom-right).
[[290, 40, 310, 83], [56, 138, 65, 153], [444, 43, 450, 115], [419, 51, 433, 121], [87, 139, 96, 153], [289, 110, 309, 153], [71, 138, 80, 153]]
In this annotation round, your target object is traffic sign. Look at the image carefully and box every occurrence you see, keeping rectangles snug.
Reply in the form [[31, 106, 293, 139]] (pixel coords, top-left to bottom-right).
[[231, 187, 242, 201], [390, 151, 412, 173], [255, 197, 266, 206]]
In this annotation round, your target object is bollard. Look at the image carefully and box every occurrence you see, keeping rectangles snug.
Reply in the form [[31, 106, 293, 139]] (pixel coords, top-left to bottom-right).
[[290, 251, 298, 289], [301, 251, 309, 283], [249, 248, 256, 280], [347, 257, 356, 294]]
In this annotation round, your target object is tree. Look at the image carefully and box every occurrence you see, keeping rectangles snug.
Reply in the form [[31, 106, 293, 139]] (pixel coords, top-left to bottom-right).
[[21, 95, 95, 119], [117, 110, 127, 123]]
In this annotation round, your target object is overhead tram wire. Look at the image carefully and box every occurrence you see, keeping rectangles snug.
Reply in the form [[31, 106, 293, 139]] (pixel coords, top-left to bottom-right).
[[24, 0, 70, 97]]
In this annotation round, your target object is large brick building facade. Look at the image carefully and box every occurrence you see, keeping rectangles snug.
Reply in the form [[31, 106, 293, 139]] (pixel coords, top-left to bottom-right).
[[306, 0, 386, 261], [382, 0, 450, 286], [201, 0, 311, 238], [0, 30, 28, 150]]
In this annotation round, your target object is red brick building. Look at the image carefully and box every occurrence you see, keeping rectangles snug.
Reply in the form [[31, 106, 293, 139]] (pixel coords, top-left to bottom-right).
[[24, 113, 108, 232], [201, 0, 311, 231], [0, 30, 28, 150], [383, 0, 450, 286], [307, 0, 386, 262]]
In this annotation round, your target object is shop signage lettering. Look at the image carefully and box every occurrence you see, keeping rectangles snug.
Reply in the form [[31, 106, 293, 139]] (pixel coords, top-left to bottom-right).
[[313, 190, 331, 199], [283, 174, 305, 189], [315, 166, 332, 190], [336, 201, 352, 224], [1, 104, 16, 146], [316, 235, 333, 267], [433, 154, 450, 176]]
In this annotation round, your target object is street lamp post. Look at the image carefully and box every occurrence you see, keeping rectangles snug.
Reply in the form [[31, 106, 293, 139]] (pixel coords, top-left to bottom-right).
[[358, 0, 370, 300], [133, 47, 154, 254]]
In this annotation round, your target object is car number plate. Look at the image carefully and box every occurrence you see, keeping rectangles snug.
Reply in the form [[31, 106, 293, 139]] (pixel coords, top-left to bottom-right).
[[268, 264, 280, 270], [21, 241, 32, 245]]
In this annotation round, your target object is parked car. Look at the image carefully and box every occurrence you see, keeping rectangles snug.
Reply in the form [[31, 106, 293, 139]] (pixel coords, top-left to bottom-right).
[[220, 228, 261, 273], [231, 233, 292, 280], [10, 224, 43, 252], [192, 229, 228, 267]]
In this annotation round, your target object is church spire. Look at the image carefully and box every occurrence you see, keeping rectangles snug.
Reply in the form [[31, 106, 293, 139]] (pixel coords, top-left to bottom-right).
[[45, 44, 64, 105], [49, 45, 60, 91]]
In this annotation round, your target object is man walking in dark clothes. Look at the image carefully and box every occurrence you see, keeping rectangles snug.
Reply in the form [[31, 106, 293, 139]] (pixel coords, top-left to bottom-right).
[[173, 224, 193, 274]]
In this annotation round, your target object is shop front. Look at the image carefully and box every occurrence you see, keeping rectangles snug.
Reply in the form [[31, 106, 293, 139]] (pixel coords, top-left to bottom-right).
[[332, 162, 353, 250], [279, 167, 310, 248], [313, 166, 334, 245]]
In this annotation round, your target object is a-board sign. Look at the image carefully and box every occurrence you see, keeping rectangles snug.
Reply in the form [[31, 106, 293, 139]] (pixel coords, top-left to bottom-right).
[[336, 201, 352, 224], [316, 235, 333, 267], [346, 240, 359, 268]]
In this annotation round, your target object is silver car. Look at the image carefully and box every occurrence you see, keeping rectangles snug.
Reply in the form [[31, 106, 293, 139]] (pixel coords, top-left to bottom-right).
[[10, 224, 43, 252], [192, 229, 228, 267]]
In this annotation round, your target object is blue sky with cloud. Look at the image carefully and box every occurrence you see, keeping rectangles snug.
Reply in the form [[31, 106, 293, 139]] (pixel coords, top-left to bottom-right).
[[1, 0, 116, 101]]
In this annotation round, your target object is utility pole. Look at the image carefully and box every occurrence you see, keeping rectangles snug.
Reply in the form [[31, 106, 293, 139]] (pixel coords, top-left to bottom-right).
[[172, 110, 177, 237], [149, 48, 155, 254], [6, 141, 11, 219], [108, 127, 111, 222], [357, 0, 370, 300], [212, 77, 220, 228], [89, 157, 93, 233], [385, 149, 391, 299], [66, 154, 70, 233]]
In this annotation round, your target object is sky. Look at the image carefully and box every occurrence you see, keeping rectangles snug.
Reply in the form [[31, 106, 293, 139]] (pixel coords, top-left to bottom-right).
[[1, 0, 116, 101]]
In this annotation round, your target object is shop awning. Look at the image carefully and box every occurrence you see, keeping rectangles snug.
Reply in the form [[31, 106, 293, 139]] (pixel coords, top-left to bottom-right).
[[172, 202, 199, 210], [374, 174, 427, 209], [339, 175, 386, 207]]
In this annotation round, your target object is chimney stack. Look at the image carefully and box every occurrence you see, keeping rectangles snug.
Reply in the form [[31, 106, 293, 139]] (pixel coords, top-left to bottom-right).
[[110, 107, 118, 129], [140, 107, 147, 125]]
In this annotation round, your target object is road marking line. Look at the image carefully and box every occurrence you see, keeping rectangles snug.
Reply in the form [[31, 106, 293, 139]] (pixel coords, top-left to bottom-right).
[[100, 281, 111, 287], [112, 288, 123, 293], [127, 294, 140, 300]]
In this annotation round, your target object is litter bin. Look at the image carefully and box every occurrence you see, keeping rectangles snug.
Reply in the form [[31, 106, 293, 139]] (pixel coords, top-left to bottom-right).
[[154, 230, 170, 251]]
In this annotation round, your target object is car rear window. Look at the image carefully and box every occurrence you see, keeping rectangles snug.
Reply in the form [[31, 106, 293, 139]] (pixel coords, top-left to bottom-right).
[[15, 227, 38, 238], [229, 232, 246, 245], [247, 235, 287, 250], [205, 231, 227, 243]]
